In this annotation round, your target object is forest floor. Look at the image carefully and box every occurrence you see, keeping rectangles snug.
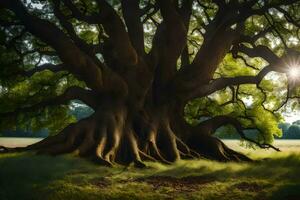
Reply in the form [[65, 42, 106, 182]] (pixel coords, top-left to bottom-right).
[[0, 140, 300, 200]]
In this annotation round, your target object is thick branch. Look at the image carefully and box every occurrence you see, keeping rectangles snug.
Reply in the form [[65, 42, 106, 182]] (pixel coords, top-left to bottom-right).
[[171, 26, 241, 101], [149, 0, 188, 97], [1, 0, 103, 91], [179, 0, 193, 26], [156, 0, 187, 55], [0, 86, 97, 119], [179, 0, 193, 66], [121, 0, 145, 56], [95, 0, 138, 66], [235, 44, 280, 65], [189, 64, 279, 100], [194, 115, 280, 151], [188, 47, 300, 100], [52, 0, 95, 57]]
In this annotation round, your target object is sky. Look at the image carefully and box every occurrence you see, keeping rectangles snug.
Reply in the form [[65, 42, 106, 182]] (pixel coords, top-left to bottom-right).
[[284, 112, 300, 123]]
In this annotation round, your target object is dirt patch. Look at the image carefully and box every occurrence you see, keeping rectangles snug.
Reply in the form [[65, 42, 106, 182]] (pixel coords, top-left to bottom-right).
[[234, 182, 263, 192], [136, 175, 215, 192], [90, 177, 111, 188]]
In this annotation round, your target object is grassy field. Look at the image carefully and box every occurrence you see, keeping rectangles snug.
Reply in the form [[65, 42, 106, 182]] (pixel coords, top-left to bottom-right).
[[0, 139, 300, 200]]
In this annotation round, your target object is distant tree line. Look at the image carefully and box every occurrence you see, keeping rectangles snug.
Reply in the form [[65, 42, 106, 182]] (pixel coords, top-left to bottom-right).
[[0, 101, 93, 138], [277, 121, 300, 139], [1, 129, 48, 138], [214, 121, 300, 139]]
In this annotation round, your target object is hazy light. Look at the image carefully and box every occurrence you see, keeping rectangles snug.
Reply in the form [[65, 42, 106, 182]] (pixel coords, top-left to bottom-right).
[[288, 65, 300, 80]]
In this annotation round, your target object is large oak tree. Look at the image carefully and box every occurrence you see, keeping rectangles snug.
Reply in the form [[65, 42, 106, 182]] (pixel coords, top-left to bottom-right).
[[1, 0, 300, 167]]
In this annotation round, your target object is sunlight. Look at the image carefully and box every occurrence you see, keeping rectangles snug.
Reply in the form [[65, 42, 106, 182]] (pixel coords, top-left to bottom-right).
[[288, 64, 300, 80]]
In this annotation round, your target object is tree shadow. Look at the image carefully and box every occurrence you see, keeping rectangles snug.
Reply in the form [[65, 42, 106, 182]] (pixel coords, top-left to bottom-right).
[[149, 153, 300, 199], [0, 153, 113, 200], [1, 152, 300, 200]]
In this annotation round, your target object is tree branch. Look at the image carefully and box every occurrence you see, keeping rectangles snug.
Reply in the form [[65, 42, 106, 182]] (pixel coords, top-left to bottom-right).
[[0, 86, 97, 119], [234, 44, 280, 65], [149, 0, 188, 96], [1, 0, 103, 92], [194, 115, 280, 151], [190, 65, 276, 100], [170, 26, 242, 101], [95, 0, 138, 66], [179, 0, 193, 67], [52, 0, 96, 57], [121, 0, 145, 56]]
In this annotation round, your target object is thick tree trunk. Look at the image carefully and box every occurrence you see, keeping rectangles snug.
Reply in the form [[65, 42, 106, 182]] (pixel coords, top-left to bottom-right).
[[0, 96, 252, 167]]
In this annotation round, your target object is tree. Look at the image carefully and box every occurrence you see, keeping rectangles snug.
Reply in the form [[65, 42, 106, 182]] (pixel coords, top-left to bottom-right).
[[286, 124, 300, 139], [0, 0, 300, 167], [279, 123, 291, 134], [292, 120, 300, 125], [277, 122, 290, 138]]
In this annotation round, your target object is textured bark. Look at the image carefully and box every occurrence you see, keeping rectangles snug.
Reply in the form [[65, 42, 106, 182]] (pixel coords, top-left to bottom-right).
[[0, 97, 252, 166]]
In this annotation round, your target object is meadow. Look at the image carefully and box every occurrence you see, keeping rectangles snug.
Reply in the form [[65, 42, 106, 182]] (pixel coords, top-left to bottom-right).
[[0, 138, 300, 200]]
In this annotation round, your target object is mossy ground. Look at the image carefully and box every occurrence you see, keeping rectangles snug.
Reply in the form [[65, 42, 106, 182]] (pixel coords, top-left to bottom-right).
[[0, 143, 300, 200]]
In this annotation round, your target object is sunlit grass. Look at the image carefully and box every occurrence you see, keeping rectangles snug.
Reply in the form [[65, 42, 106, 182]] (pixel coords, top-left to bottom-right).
[[1, 148, 300, 200]]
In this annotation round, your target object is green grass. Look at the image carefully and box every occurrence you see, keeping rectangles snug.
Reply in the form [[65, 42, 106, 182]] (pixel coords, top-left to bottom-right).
[[0, 150, 300, 200]]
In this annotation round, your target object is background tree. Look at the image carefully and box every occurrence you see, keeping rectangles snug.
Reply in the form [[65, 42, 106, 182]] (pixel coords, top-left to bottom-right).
[[286, 124, 300, 138], [1, 0, 300, 167]]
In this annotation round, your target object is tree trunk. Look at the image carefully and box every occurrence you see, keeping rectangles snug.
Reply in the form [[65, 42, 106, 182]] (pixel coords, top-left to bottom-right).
[[0, 93, 252, 167]]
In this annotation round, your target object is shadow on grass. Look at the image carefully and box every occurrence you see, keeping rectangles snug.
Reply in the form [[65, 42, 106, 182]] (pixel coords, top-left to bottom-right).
[[0, 153, 114, 200], [1, 152, 300, 200], [149, 153, 300, 200]]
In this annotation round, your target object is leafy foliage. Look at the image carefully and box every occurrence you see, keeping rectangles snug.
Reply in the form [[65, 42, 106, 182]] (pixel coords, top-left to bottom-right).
[[185, 53, 285, 145]]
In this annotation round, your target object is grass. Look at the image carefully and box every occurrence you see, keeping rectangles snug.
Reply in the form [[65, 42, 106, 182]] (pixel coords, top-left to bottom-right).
[[0, 149, 300, 200]]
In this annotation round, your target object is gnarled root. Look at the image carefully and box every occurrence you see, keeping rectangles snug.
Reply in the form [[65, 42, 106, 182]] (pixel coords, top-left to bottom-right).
[[37, 108, 147, 167], [156, 120, 181, 162], [0, 108, 252, 167], [186, 134, 252, 162], [140, 129, 172, 164]]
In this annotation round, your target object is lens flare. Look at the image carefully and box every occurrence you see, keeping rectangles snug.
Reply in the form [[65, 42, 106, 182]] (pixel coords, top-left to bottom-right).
[[288, 66, 300, 79]]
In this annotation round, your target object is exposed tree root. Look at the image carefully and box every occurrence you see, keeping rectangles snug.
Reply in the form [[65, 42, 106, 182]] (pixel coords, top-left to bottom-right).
[[0, 109, 253, 167], [186, 133, 252, 162]]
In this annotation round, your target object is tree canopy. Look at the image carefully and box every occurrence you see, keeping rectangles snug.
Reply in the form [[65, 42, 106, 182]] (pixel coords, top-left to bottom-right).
[[1, 0, 300, 165]]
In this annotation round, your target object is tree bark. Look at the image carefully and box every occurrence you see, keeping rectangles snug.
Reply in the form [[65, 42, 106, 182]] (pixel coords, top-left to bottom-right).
[[0, 95, 253, 167]]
